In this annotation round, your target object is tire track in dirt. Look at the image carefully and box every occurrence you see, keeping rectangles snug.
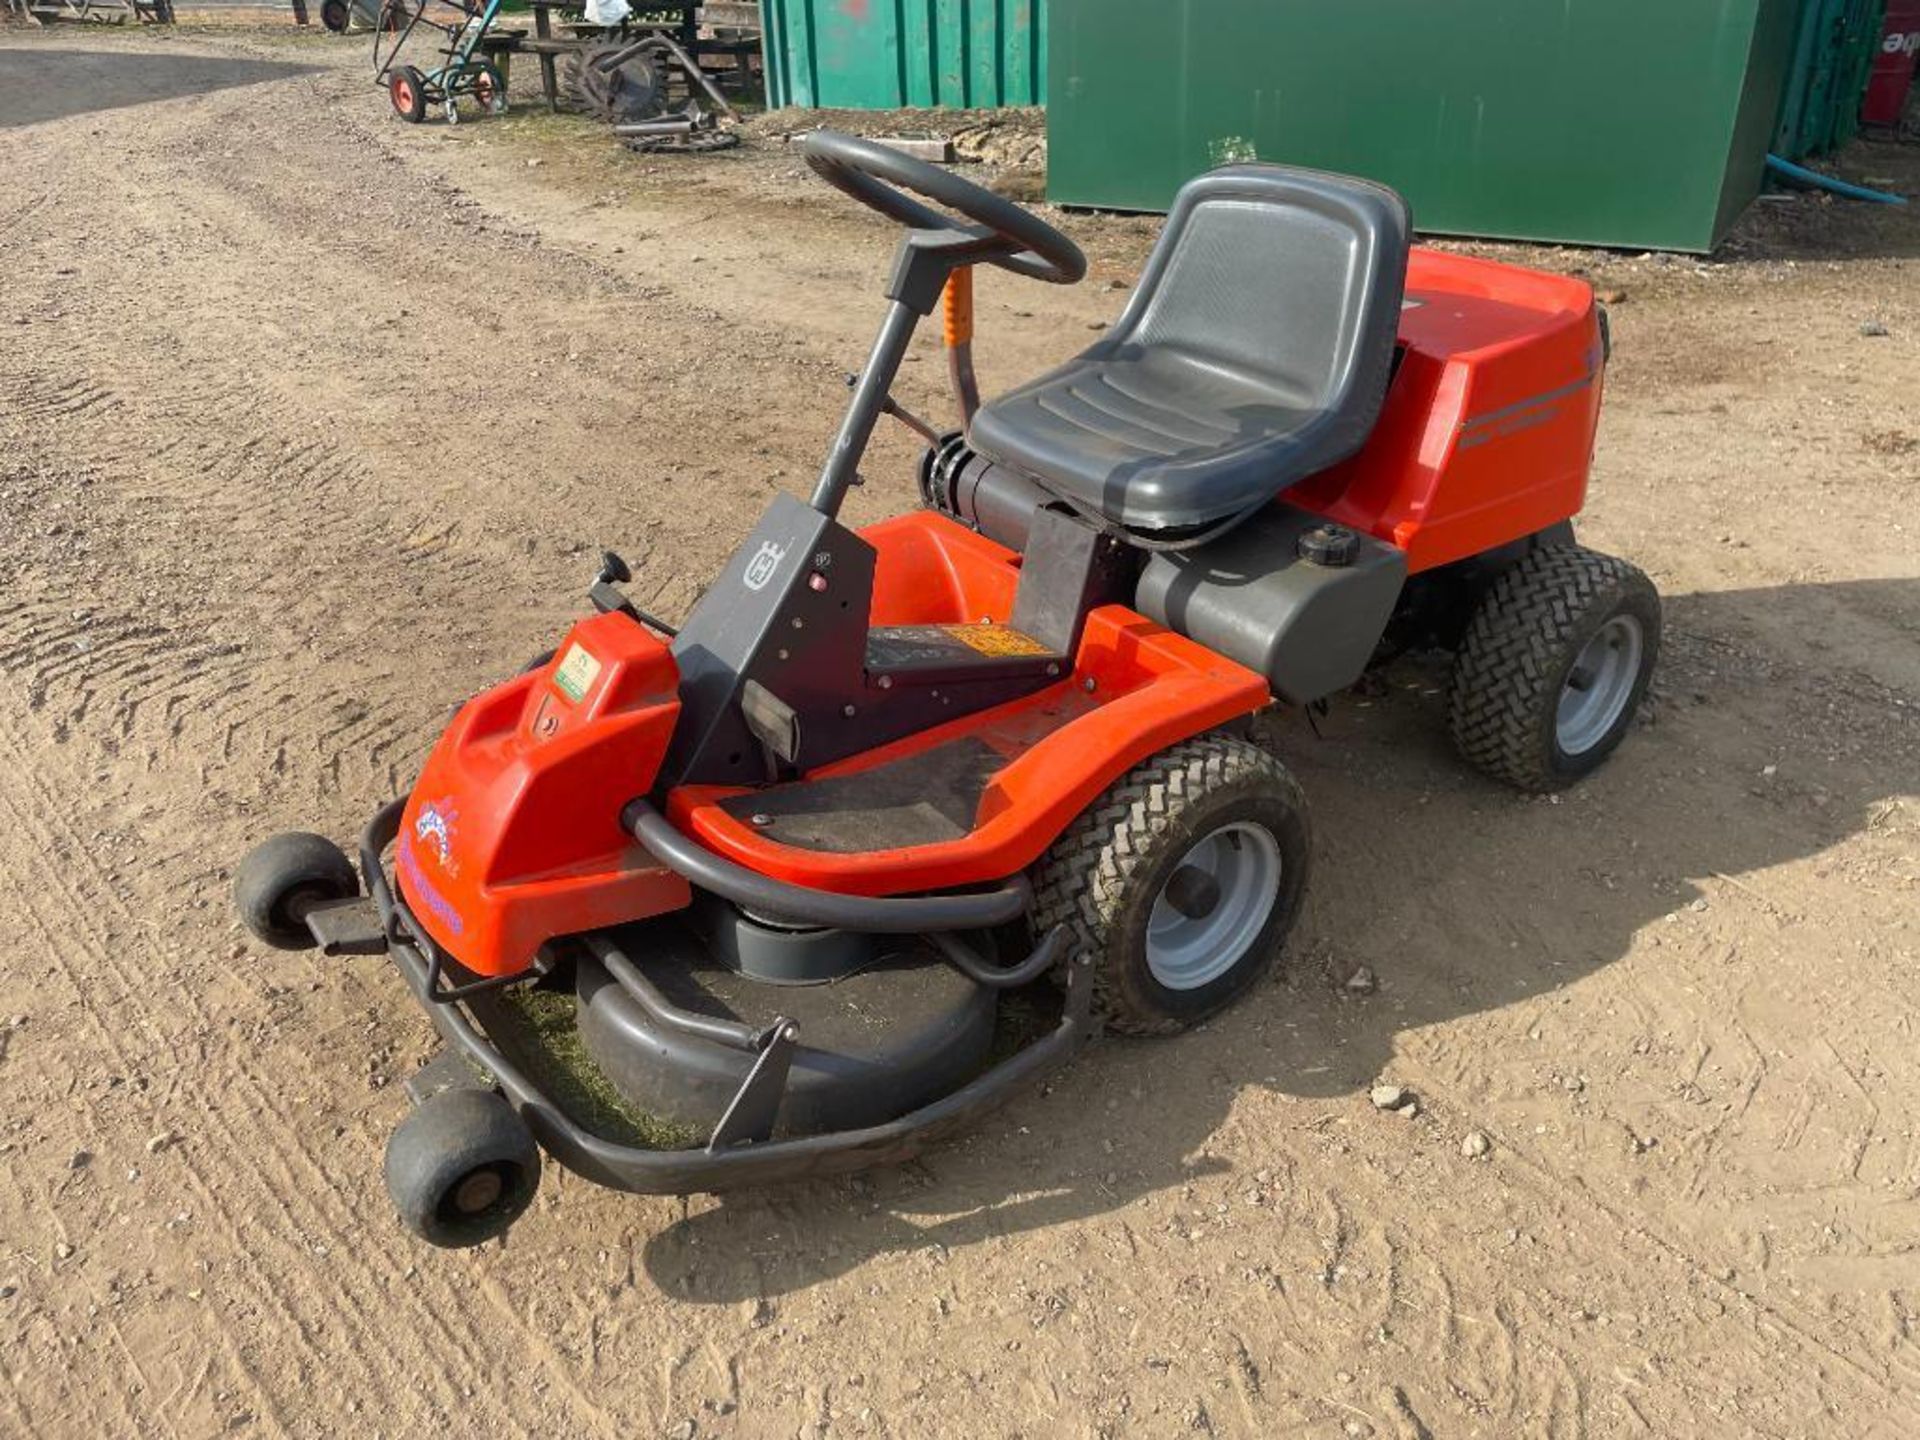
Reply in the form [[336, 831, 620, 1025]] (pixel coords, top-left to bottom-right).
[[0, 129, 728, 850], [0, 699, 628, 1438], [1, 375, 121, 423], [0, 597, 250, 748], [0, 767, 295, 1440], [9, 26, 1920, 1438], [0, 617, 567, 1426], [0, 176, 64, 241], [3, 99, 661, 1438], [0, 555, 382, 799], [0, 349, 459, 805]]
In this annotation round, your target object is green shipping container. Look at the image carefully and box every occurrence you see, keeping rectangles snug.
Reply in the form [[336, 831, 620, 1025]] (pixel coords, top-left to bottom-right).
[[762, 0, 1047, 109], [1775, 0, 1886, 159], [1048, 0, 1801, 253]]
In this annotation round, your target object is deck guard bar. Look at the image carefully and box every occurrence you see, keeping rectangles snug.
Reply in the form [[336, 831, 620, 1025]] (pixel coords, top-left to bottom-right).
[[360, 801, 1093, 1193]]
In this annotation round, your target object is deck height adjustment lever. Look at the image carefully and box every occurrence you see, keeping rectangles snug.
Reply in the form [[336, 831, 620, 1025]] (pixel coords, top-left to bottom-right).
[[589, 549, 679, 638]]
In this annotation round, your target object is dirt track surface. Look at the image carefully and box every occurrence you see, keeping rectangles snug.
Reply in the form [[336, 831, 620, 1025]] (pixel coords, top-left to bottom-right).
[[4, 26, 1920, 1440]]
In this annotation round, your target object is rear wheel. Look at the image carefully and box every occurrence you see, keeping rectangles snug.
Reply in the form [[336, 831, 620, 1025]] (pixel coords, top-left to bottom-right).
[[1031, 733, 1310, 1035], [388, 64, 428, 124], [1449, 544, 1661, 791]]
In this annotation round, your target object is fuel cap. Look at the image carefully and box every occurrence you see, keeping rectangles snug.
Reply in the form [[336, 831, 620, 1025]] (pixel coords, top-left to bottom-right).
[[1297, 523, 1360, 567]]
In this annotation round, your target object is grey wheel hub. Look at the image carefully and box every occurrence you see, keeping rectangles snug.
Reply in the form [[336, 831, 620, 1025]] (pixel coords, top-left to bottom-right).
[[1146, 821, 1283, 991], [452, 1168, 503, 1215], [1557, 615, 1644, 756]]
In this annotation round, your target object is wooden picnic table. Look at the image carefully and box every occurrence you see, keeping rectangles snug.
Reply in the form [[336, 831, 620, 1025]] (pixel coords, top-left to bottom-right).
[[476, 2, 755, 114], [470, 1, 586, 113], [481, 0, 648, 112], [525, 0, 574, 113]]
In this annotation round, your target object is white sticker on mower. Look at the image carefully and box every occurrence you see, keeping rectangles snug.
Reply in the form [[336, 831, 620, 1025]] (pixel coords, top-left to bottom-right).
[[744, 540, 788, 592], [553, 643, 602, 703]]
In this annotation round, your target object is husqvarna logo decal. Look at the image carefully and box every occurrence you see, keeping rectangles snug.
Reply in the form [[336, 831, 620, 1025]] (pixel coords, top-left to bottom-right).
[[414, 798, 459, 874], [743, 540, 788, 592], [397, 838, 463, 936]]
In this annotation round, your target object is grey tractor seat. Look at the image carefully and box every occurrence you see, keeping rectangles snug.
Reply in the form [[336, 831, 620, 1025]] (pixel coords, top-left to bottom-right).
[[968, 164, 1411, 537]]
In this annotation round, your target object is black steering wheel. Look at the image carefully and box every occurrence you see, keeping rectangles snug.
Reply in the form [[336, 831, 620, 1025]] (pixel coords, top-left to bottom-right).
[[803, 130, 1086, 287]]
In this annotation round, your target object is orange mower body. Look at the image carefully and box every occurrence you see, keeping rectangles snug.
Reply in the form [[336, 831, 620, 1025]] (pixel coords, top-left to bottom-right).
[[238, 142, 1657, 1244]]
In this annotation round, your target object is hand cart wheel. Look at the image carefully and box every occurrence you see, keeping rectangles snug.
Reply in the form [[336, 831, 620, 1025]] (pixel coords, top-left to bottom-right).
[[389, 63, 428, 123], [471, 61, 508, 116]]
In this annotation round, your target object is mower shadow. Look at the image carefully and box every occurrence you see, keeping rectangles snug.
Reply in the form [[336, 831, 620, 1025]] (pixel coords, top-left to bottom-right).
[[0, 50, 323, 130], [639, 577, 1917, 1303]]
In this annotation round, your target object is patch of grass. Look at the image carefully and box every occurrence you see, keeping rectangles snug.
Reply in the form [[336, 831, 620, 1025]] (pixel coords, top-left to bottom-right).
[[487, 986, 700, 1150], [984, 980, 1063, 1066]]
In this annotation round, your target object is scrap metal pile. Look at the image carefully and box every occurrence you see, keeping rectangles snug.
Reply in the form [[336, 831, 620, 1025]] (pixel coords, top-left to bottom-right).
[[563, 30, 739, 153], [366, 0, 749, 150]]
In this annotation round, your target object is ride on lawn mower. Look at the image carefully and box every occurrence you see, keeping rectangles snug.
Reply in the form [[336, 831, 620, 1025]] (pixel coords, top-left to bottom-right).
[[236, 134, 1660, 1247]]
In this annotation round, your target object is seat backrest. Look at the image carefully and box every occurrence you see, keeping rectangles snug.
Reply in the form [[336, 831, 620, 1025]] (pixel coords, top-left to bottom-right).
[[1116, 164, 1410, 417]]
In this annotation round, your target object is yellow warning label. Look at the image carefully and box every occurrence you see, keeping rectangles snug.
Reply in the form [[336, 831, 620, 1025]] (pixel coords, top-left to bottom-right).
[[940, 623, 1051, 658]]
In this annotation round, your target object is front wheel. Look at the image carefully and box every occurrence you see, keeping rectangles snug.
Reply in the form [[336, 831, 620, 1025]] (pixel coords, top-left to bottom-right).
[[1449, 544, 1661, 792], [384, 1088, 541, 1248], [1031, 733, 1310, 1036], [234, 832, 358, 950]]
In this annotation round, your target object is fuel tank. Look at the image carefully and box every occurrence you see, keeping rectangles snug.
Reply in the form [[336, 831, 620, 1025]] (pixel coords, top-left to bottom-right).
[[396, 611, 692, 976]]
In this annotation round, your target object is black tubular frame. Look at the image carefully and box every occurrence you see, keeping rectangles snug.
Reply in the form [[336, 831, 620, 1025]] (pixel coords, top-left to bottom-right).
[[929, 928, 1065, 989], [362, 818, 540, 1006], [357, 801, 1094, 1194], [622, 799, 1031, 933], [584, 932, 779, 1055]]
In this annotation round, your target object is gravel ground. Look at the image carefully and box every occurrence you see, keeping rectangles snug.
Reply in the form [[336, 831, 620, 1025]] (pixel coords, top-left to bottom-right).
[[3, 24, 1919, 1440]]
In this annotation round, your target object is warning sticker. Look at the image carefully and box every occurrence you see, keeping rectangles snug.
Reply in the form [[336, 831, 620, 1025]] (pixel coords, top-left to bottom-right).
[[552, 643, 603, 703], [941, 624, 1051, 658]]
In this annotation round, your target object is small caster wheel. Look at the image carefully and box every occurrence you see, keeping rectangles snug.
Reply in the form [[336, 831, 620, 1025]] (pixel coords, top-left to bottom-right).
[[444, 99, 460, 125], [388, 64, 428, 123], [233, 832, 358, 951], [319, 0, 349, 31], [384, 1088, 541, 1248]]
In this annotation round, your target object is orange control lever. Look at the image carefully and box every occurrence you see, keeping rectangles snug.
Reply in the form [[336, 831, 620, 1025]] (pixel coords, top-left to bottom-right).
[[941, 267, 980, 422], [942, 266, 975, 348]]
